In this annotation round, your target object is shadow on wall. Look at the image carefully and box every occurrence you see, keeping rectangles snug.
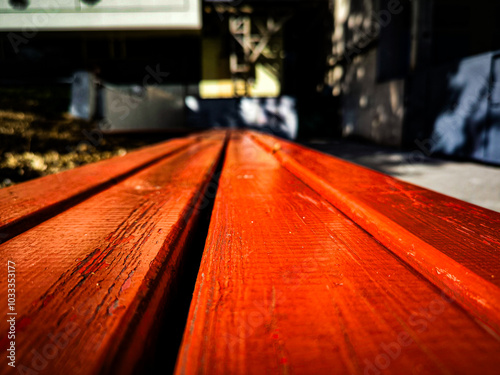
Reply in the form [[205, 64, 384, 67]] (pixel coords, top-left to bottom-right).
[[406, 51, 500, 165], [185, 96, 298, 140], [341, 49, 405, 147]]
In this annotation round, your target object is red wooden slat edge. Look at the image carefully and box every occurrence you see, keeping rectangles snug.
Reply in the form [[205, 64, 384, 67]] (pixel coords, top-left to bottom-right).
[[0, 132, 211, 243], [175, 131, 500, 375], [0, 131, 227, 375], [104, 133, 228, 375], [248, 130, 500, 335]]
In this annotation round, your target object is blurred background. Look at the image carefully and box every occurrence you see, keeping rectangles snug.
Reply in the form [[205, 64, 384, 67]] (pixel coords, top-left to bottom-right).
[[0, 0, 499, 210]]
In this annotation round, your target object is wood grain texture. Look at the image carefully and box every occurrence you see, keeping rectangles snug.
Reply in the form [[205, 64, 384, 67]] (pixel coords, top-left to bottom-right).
[[249, 131, 500, 334], [175, 131, 500, 375], [0, 133, 203, 243], [0, 131, 226, 375]]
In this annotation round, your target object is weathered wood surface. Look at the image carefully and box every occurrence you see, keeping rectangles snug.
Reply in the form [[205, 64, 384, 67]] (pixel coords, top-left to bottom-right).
[[0, 131, 226, 375], [175, 131, 500, 375], [0, 134, 200, 244], [2, 128, 500, 375], [249, 131, 500, 335]]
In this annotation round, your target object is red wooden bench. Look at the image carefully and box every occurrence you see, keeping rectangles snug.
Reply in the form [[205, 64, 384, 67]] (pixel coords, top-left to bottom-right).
[[0, 130, 226, 374], [175, 131, 500, 375], [249, 131, 500, 334], [1, 129, 500, 375]]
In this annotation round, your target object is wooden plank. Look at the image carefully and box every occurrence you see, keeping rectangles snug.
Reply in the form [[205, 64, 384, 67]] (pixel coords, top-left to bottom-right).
[[249, 131, 500, 334], [0, 133, 204, 243], [0, 131, 226, 375], [175, 131, 500, 375]]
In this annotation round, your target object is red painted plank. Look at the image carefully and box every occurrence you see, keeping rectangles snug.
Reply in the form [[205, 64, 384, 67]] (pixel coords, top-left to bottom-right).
[[249, 131, 500, 334], [0, 131, 226, 375], [175, 131, 500, 375], [0, 132, 205, 243]]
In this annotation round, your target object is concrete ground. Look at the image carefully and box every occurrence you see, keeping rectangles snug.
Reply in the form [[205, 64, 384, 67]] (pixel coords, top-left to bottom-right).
[[305, 139, 500, 213]]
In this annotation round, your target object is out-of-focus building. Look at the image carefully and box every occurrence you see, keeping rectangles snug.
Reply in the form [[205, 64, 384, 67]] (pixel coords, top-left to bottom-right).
[[330, 0, 500, 164], [0, 0, 335, 139], [3, 0, 497, 161]]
